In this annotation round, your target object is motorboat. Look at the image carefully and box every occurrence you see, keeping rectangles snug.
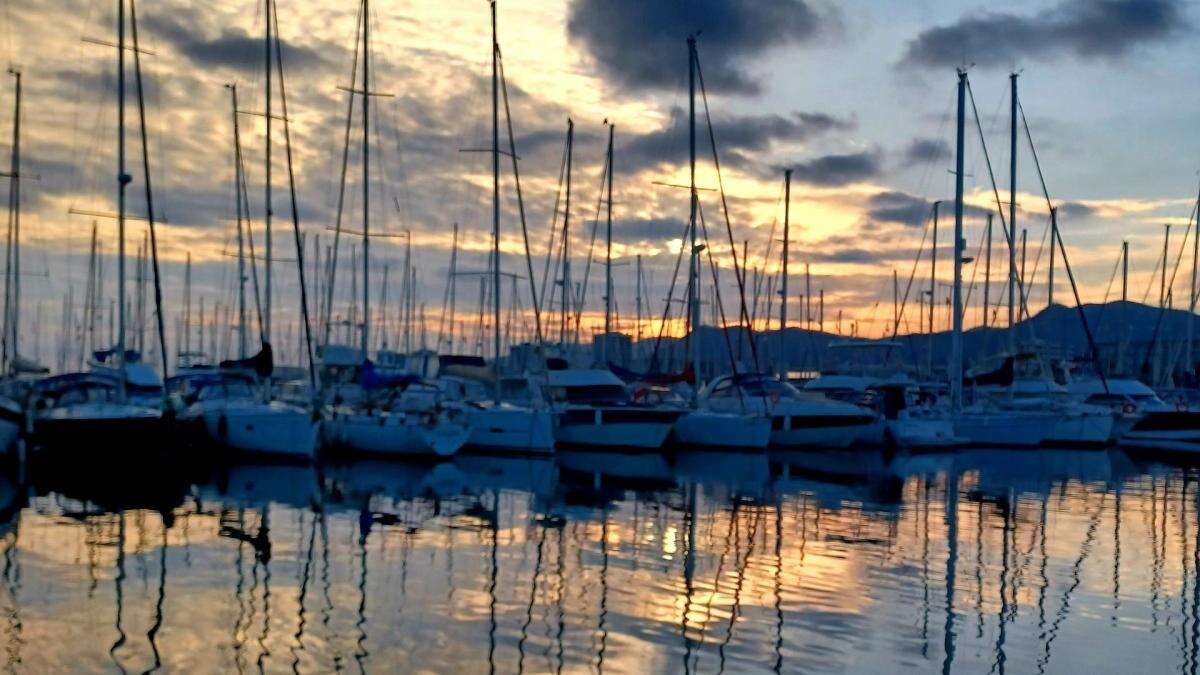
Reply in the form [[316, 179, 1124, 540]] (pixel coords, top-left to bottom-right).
[[701, 373, 877, 449], [1069, 377, 1200, 453], [672, 407, 772, 450], [29, 371, 163, 450], [970, 354, 1116, 447], [539, 368, 684, 450], [437, 367, 555, 455]]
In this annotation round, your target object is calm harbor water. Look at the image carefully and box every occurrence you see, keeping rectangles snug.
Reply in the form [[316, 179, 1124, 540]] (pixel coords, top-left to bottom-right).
[[0, 447, 1196, 673]]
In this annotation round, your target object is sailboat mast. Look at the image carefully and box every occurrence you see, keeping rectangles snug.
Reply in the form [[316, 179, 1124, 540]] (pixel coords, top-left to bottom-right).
[[779, 168, 791, 376], [1162, 224, 1170, 308], [1190, 183, 1200, 372], [228, 84, 248, 359], [359, 0, 371, 358], [892, 269, 898, 329], [929, 200, 938, 374], [687, 36, 700, 390], [490, 0, 501, 395], [116, 0, 129, 399], [1122, 240, 1129, 302], [183, 252, 191, 355], [603, 122, 614, 348], [1048, 207, 1057, 307], [983, 213, 992, 328], [1008, 73, 1018, 350], [635, 254, 643, 343], [3, 68, 20, 372], [951, 69, 967, 411], [448, 224, 457, 351], [263, 0, 273, 346], [561, 119, 573, 349]]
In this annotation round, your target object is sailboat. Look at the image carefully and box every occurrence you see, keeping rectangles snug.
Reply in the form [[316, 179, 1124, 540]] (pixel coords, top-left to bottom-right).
[[659, 36, 770, 450], [321, 0, 469, 458], [172, 25, 319, 462], [435, 1, 555, 454], [0, 68, 38, 452], [33, 0, 164, 449], [935, 70, 1058, 448]]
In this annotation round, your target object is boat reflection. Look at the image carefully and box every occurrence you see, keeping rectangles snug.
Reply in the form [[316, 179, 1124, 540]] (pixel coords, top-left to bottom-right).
[[0, 446, 1192, 672]]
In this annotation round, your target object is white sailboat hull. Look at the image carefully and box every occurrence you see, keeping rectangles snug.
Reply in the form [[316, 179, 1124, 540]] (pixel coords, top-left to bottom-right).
[[951, 411, 1055, 447], [325, 408, 470, 457], [886, 417, 963, 450], [463, 404, 556, 454], [673, 410, 771, 450], [1043, 411, 1116, 447], [770, 421, 867, 449], [194, 400, 318, 460], [553, 407, 680, 450]]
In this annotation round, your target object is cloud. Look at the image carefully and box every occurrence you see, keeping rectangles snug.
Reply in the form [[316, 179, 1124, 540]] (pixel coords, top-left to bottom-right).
[[567, 0, 831, 95], [866, 190, 993, 226], [866, 191, 931, 226], [1057, 201, 1098, 219], [901, 0, 1187, 68], [142, 14, 327, 73], [619, 109, 853, 173], [612, 218, 689, 242], [791, 151, 880, 186], [901, 138, 950, 166]]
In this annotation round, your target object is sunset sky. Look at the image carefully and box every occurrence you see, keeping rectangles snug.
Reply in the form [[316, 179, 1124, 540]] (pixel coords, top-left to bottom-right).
[[0, 0, 1198, 364]]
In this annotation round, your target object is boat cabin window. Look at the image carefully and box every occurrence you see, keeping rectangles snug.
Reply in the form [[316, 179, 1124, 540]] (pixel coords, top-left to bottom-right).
[[1084, 394, 1130, 406], [712, 378, 797, 399], [548, 384, 629, 404], [51, 384, 117, 406], [196, 381, 256, 401], [500, 379, 532, 402]]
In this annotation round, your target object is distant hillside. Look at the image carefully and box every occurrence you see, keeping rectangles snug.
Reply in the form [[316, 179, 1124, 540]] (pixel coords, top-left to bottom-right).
[[619, 300, 1197, 373]]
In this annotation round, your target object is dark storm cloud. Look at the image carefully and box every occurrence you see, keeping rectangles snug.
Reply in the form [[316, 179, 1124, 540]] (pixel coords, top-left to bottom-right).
[[142, 14, 327, 72], [809, 248, 877, 264], [1057, 201, 1098, 219], [901, 138, 951, 167], [567, 0, 831, 95], [866, 190, 993, 226], [867, 190, 931, 226], [790, 151, 880, 186], [901, 0, 1187, 68], [612, 218, 689, 242], [619, 109, 854, 173]]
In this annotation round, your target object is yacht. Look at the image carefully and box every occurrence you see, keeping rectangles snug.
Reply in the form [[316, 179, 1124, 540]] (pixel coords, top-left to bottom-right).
[[540, 368, 683, 450], [624, 380, 769, 451], [30, 371, 163, 449], [323, 359, 470, 458], [701, 373, 877, 449], [0, 360, 43, 453], [970, 354, 1116, 447], [872, 382, 963, 450], [437, 368, 556, 455], [1068, 377, 1200, 452], [672, 407, 772, 451], [170, 358, 318, 462]]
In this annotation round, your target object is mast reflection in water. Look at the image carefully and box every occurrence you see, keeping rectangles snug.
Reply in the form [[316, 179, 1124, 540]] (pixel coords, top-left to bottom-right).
[[0, 447, 1198, 673]]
